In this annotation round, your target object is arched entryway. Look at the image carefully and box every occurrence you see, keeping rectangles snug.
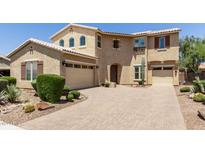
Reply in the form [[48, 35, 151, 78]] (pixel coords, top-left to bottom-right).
[[110, 64, 122, 84]]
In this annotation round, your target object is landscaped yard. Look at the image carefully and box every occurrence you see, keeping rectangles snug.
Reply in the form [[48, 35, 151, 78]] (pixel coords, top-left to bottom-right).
[[175, 84, 205, 129], [0, 75, 85, 125]]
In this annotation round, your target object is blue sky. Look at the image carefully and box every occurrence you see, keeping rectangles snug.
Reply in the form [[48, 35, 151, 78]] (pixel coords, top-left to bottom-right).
[[0, 23, 205, 56]]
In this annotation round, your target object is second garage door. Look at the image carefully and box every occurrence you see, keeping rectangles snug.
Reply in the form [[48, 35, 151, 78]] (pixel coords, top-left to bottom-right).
[[152, 67, 173, 85], [65, 65, 94, 89]]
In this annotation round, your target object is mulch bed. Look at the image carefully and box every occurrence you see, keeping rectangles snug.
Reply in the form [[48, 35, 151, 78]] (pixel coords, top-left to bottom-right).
[[0, 89, 87, 126], [175, 86, 205, 129]]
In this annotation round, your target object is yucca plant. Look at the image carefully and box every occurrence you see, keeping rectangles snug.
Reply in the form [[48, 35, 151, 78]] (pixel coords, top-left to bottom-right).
[[4, 85, 21, 103]]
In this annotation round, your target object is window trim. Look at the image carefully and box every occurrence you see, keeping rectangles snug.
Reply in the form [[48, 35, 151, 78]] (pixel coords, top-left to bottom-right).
[[134, 64, 142, 80], [25, 61, 37, 81], [97, 34, 102, 49]]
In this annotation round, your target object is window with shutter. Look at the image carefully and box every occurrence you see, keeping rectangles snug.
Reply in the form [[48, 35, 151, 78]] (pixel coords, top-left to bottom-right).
[[21, 62, 26, 80], [155, 37, 159, 48], [165, 35, 170, 48]]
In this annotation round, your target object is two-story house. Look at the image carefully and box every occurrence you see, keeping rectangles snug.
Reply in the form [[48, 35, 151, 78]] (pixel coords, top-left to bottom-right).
[[7, 24, 180, 89]]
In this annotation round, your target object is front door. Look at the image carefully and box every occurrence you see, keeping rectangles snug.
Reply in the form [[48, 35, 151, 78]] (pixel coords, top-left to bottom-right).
[[111, 65, 118, 83]]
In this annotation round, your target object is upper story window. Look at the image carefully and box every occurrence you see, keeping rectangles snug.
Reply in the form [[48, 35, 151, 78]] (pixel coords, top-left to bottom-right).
[[134, 38, 145, 47], [59, 39, 64, 47], [80, 36, 86, 46], [113, 39, 120, 49], [69, 37, 75, 48], [155, 35, 170, 49], [97, 35, 102, 48], [159, 36, 165, 48]]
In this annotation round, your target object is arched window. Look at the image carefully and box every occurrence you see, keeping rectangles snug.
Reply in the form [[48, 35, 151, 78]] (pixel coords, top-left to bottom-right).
[[59, 39, 64, 47], [69, 37, 75, 47], [80, 36, 86, 46]]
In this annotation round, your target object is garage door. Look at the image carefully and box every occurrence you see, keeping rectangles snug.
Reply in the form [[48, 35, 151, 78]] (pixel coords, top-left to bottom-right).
[[65, 66, 94, 89], [152, 68, 173, 85]]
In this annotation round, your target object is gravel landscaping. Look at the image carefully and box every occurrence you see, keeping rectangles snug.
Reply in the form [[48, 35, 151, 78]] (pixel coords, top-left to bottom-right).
[[175, 86, 205, 129], [0, 89, 87, 126]]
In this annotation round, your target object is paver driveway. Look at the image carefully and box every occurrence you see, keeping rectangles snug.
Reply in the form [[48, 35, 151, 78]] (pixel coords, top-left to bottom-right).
[[20, 85, 186, 130]]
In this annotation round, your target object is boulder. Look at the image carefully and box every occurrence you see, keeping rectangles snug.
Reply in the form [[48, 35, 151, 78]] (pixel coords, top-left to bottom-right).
[[189, 93, 195, 99], [198, 109, 205, 120], [36, 102, 54, 111], [109, 82, 116, 88]]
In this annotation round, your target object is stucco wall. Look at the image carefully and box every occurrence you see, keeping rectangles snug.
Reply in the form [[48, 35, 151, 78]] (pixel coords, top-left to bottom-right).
[[10, 43, 61, 88], [51, 26, 96, 57], [147, 33, 179, 62], [96, 34, 148, 85], [0, 58, 10, 69]]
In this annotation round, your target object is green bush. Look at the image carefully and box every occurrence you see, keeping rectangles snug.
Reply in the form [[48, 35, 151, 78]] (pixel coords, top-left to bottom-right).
[[193, 93, 205, 102], [193, 80, 205, 93], [0, 79, 8, 92], [31, 80, 37, 92], [180, 86, 191, 92], [66, 93, 74, 102], [36, 74, 65, 103], [23, 103, 35, 113], [62, 85, 70, 96], [0, 76, 16, 85], [4, 85, 21, 103], [70, 90, 80, 99]]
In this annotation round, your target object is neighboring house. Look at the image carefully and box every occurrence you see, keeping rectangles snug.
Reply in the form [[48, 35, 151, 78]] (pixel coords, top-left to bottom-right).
[[7, 24, 180, 89], [0, 56, 10, 76]]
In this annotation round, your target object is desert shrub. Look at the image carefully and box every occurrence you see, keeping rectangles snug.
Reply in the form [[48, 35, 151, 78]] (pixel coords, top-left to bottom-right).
[[0, 91, 6, 104], [0, 76, 16, 85], [36, 74, 65, 103], [0, 79, 8, 92], [66, 93, 74, 102], [62, 85, 70, 96], [70, 90, 80, 99], [23, 103, 35, 113], [193, 80, 205, 93], [180, 86, 191, 92], [193, 93, 205, 102], [31, 80, 37, 92], [4, 85, 21, 103]]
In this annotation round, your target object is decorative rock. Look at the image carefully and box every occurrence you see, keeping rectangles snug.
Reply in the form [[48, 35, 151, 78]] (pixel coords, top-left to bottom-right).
[[110, 82, 116, 88], [189, 93, 195, 99], [198, 109, 205, 120], [1, 108, 12, 114], [36, 102, 54, 111]]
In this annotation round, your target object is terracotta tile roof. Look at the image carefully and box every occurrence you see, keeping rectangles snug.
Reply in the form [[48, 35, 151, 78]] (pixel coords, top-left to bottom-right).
[[7, 38, 96, 60], [0, 55, 10, 61], [133, 28, 181, 36], [50, 23, 181, 39]]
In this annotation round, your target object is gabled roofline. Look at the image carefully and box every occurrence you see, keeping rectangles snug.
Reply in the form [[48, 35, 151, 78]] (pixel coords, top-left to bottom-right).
[[50, 23, 181, 40], [0, 55, 10, 61], [7, 38, 97, 60], [50, 23, 100, 40]]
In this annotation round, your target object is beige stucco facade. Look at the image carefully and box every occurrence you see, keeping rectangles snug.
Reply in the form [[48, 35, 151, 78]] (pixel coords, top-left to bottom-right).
[[8, 24, 180, 89], [0, 57, 10, 70]]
